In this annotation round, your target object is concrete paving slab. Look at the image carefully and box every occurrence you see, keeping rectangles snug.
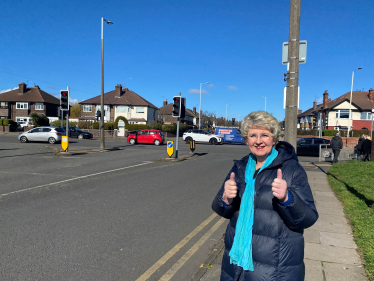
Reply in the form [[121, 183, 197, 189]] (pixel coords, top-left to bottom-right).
[[304, 259, 323, 281], [320, 232, 357, 249], [315, 200, 343, 209], [315, 206, 345, 216], [314, 191, 336, 197], [323, 262, 367, 281], [317, 213, 350, 225], [310, 184, 333, 192], [313, 195, 341, 204], [305, 243, 361, 264], [310, 220, 352, 234], [304, 229, 321, 244], [199, 250, 223, 281]]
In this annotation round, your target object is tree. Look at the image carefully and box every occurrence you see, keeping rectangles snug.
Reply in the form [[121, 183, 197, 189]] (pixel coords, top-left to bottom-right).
[[30, 113, 49, 127], [70, 103, 81, 118]]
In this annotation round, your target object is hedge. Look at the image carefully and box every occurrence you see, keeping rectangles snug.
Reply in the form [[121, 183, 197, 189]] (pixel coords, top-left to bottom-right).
[[50, 120, 77, 127], [297, 129, 373, 137], [0, 119, 2, 126], [114, 116, 129, 127], [127, 124, 150, 131], [2, 119, 15, 126]]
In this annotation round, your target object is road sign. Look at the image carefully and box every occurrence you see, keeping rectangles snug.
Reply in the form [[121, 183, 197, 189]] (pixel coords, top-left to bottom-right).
[[190, 140, 195, 152], [61, 136, 69, 151], [282, 40, 307, 65], [167, 141, 174, 157]]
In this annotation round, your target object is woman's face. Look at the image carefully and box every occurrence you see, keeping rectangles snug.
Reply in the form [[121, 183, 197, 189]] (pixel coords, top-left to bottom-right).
[[246, 127, 276, 160]]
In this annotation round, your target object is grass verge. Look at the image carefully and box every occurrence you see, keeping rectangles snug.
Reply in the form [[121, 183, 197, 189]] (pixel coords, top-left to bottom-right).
[[327, 160, 374, 280]]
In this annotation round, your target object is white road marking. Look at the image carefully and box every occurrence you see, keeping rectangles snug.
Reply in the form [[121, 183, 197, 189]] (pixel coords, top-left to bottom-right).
[[0, 161, 153, 198]]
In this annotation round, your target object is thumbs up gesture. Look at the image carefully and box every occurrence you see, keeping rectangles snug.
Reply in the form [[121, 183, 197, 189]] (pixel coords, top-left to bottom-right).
[[223, 172, 237, 205], [271, 169, 288, 202]]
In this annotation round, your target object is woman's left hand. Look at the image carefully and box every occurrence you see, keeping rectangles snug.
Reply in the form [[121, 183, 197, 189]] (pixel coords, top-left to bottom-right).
[[271, 169, 288, 202]]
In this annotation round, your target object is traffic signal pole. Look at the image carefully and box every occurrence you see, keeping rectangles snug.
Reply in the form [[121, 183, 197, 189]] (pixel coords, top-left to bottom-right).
[[175, 117, 180, 159]]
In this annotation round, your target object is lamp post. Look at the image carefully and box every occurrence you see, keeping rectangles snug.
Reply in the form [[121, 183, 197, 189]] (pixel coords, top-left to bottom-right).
[[259, 96, 267, 111], [100, 17, 113, 149], [226, 103, 231, 126], [347, 67, 362, 137], [199, 82, 209, 129]]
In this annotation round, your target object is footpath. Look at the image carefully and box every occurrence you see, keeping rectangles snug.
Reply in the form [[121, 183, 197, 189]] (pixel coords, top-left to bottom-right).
[[190, 162, 368, 281]]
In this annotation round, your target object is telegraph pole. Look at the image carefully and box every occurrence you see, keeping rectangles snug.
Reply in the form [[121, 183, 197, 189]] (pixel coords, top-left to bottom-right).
[[284, 0, 301, 150]]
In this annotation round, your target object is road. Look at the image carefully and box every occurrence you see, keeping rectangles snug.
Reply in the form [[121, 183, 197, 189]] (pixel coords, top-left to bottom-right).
[[0, 134, 319, 281]]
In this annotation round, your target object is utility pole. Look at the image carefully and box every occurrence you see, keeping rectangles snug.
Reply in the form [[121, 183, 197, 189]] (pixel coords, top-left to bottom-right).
[[284, 0, 301, 150]]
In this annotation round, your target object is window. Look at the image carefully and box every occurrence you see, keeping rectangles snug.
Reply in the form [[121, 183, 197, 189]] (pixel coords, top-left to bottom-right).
[[335, 110, 349, 119], [314, 139, 324, 144], [117, 106, 130, 113], [136, 107, 144, 113], [35, 103, 44, 110], [83, 105, 92, 112], [138, 131, 148, 135], [16, 102, 28, 109], [360, 112, 372, 120], [42, 128, 51, 132], [0, 102, 8, 109]]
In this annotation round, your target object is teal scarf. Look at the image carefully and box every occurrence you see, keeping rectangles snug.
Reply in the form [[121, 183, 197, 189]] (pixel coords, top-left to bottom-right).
[[229, 147, 278, 271]]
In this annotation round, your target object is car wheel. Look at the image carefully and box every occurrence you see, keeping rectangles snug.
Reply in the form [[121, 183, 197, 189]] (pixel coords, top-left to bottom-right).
[[129, 138, 136, 145], [78, 134, 84, 139], [210, 138, 217, 145], [48, 137, 56, 144], [154, 139, 161, 146], [20, 136, 28, 143], [185, 137, 192, 144]]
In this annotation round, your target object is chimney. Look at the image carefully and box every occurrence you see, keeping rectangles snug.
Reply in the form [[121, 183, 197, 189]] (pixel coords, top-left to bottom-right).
[[368, 88, 374, 101], [313, 100, 317, 109], [193, 107, 196, 114], [115, 84, 122, 98], [163, 99, 167, 107], [323, 90, 329, 108], [298, 109, 302, 115], [18, 82, 26, 94]]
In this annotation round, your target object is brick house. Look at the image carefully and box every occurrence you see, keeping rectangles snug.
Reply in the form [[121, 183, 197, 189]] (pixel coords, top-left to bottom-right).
[[0, 82, 60, 124], [158, 99, 196, 125], [79, 84, 158, 124], [297, 88, 374, 131]]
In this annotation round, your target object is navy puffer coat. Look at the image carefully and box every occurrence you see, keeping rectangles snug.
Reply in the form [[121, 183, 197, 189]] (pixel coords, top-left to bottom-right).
[[212, 141, 318, 281]]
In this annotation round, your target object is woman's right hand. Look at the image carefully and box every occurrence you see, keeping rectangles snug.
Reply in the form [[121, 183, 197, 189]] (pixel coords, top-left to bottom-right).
[[223, 172, 237, 205]]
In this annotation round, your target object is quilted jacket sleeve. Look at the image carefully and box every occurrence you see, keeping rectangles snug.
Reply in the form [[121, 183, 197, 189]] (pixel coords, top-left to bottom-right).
[[212, 166, 239, 220], [276, 162, 318, 230]]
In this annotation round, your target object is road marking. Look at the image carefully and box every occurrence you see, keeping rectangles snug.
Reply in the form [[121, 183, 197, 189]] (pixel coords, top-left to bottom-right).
[[0, 161, 153, 198], [159, 217, 226, 281], [135, 213, 217, 281]]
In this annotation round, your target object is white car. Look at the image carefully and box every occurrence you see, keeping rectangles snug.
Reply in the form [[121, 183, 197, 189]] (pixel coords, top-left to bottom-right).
[[183, 129, 222, 145]]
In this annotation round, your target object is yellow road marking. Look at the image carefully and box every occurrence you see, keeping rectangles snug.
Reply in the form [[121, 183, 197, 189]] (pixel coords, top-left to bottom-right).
[[159, 217, 226, 281], [135, 213, 217, 281]]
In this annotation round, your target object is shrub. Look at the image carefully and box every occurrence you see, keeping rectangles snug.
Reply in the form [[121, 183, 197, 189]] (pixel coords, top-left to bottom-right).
[[179, 124, 193, 133], [50, 120, 77, 127], [162, 124, 177, 134], [30, 113, 49, 127], [77, 121, 93, 129], [151, 124, 163, 130], [0, 119, 2, 126], [93, 122, 99, 129], [3, 119, 15, 126], [114, 116, 129, 127], [322, 130, 339, 136], [127, 124, 150, 131], [104, 122, 117, 130]]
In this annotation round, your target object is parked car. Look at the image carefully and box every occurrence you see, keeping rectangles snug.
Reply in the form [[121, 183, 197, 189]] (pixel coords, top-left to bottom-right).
[[183, 129, 222, 145], [68, 127, 93, 139], [297, 137, 331, 156], [18, 126, 66, 144], [127, 129, 164, 145], [126, 130, 140, 137]]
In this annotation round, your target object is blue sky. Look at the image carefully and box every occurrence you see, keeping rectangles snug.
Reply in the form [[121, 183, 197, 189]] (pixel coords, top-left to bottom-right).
[[1, 0, 373, 121]]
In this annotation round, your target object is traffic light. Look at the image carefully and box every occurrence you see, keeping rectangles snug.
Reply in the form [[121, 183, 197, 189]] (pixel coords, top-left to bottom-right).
[[60, 90, 69, 110], [323, 113, 328, 129], [180, 98, 186, 119], [232, 118, 235, 126], [96, 110, 101, 120], [172, 96, 181, 117]]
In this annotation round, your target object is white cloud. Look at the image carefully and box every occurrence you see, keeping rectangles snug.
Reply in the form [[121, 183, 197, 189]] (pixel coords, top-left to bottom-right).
[[0, 89, 12, 94], [69, 98, 80, 105], [207, 83, 215, 89], [316, 97, 323, 103], [189, 89, 209, 95], [228, 86, 238, 91]]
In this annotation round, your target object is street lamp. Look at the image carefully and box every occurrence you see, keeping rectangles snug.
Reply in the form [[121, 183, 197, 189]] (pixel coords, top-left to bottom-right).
[[347, 67, 362, 137], [199, 82, 209, 129], [259, 96, 267, 111], [226, 103, 231, 126], [100, 17, 113, 149]]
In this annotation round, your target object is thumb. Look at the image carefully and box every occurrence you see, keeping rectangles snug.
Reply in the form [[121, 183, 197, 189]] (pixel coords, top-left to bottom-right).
[[230, 172, 236, 181], [277, 169, 282, 179]]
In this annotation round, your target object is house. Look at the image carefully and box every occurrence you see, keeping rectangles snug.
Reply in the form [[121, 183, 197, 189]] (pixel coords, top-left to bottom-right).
[[0, 82, 60, 124], [79, 84, 158, 124], [297, 88, 374, 131], [158, 99, 196, 125]]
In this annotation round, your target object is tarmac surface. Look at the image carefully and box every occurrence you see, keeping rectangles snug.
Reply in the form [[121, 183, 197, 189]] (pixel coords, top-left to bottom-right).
[[189, 162, 368, 281]]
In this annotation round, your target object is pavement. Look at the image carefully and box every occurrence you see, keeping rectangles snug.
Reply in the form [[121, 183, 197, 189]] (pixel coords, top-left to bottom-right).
[[190, 162, 369, 281]]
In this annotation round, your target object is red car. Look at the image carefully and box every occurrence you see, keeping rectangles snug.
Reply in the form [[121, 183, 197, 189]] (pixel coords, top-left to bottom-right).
[[127, 129, 164, 146]]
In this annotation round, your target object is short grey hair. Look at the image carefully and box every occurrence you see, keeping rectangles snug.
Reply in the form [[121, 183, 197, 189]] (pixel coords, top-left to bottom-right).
[[241, 111, 281, 142]]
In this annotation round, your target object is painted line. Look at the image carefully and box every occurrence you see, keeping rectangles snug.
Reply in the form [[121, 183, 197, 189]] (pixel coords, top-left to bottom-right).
[[159, 217, 226, 281], [135, 213, 217, 281], [0, 161, 153, 198]]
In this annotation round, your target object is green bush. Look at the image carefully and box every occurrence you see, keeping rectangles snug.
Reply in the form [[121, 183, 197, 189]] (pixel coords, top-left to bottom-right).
[[0, 119, 3, 126], [151, 124, 163, 130], [3, 119, 15, 126], [127, 124, 150, 131], [30, 113, 49, 127], [322, 130, 339, 136], [296, 129, 318, 136], [162, 124, 177, 134], [77, 121, 93, 129], [179, 124, 193, 133], [114, 116, 129, 127], [93, 122, 99, 129], [50, 120, 77, 127], [104, 122, 117, 130]]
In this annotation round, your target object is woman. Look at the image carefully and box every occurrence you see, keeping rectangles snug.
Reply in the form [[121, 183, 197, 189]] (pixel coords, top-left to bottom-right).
[[212, 111, 318, 281]]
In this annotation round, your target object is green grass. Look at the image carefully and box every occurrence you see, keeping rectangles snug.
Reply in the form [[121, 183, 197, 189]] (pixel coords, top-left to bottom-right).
[[327, 160, 374, 280]]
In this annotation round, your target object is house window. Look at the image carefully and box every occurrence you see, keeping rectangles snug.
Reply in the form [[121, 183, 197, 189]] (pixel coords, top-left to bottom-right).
[[83, 105, 92, 112], [117, 106, 130, 113], [335, 109, 349, 119], [0, 102, 8, 109], [360, 112, 372, 120], [16, 102, 28, 109], [35, 103, 44, 110], [136, 107, 144, 113]]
